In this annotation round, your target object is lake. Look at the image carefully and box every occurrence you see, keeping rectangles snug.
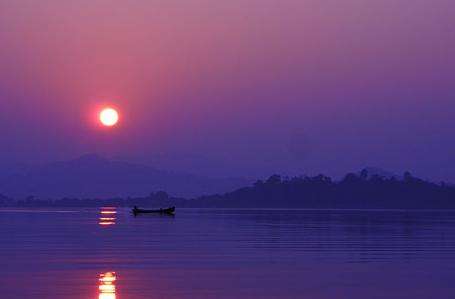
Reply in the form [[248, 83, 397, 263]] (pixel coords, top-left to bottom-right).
[[1, 208, 454, 298]]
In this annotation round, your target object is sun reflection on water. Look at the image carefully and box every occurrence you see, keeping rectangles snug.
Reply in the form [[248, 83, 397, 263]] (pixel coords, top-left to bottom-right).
[[99, 207, 117, 226], [99, 272, 117, 299]]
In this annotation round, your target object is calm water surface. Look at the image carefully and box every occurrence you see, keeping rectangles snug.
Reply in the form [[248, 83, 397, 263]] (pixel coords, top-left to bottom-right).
[[1, 208, 455, 298]]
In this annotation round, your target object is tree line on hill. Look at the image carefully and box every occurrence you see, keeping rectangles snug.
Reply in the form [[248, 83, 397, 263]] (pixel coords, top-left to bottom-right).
[[1, 170, 454, 209]]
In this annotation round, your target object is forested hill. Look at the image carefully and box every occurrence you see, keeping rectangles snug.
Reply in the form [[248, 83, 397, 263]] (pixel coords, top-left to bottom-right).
[[185, 171, 455, 209]]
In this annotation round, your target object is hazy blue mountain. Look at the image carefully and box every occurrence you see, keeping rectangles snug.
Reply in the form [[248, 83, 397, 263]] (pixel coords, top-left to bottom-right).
[[357, 167, 401, 180], [0, 154, 251, 198]]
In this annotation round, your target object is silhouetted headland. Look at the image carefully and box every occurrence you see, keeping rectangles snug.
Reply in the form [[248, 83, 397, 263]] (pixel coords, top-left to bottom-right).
[[1, 169, 454, 209]]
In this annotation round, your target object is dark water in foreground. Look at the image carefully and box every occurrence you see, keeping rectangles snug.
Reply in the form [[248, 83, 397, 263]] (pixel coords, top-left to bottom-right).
[[1, 208, 455, 299]]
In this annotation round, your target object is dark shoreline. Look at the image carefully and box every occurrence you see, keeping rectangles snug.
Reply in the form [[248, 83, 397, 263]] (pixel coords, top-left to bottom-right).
[[2, 170, 455, 210]]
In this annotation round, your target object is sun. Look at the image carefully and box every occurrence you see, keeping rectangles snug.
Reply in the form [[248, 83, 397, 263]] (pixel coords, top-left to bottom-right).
[[99, 108, 119, 127]]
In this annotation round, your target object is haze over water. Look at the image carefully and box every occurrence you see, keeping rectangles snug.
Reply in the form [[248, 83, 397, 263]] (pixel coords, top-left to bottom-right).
[[1, 208, 454, 298], [1, 0, 454, 298], [1, 0, 454, 182]]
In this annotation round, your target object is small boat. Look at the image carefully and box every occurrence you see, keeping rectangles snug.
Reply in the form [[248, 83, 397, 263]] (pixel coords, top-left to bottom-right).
[[132, 206, 175, 216]]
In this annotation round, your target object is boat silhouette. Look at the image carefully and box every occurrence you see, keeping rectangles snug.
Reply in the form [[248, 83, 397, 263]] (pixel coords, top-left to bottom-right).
[[132, 206, 175, 216]]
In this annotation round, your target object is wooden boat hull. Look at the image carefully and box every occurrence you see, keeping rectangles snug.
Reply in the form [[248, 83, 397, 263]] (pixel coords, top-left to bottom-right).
[[133, 207, 175, 216]]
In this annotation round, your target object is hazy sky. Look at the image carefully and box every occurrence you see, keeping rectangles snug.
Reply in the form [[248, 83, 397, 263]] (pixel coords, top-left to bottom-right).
[[0, 0, 454, 180]]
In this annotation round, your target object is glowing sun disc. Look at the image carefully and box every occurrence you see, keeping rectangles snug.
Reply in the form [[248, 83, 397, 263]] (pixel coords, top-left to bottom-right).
[[100, 108, 119, 127]]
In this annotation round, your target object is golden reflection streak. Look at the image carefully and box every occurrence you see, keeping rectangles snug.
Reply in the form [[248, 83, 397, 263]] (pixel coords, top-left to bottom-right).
[[99, 207, 117, 226], [99, 272, 117, 299]]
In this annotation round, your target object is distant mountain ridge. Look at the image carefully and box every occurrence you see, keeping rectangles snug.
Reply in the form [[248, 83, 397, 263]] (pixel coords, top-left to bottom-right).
[[0, 154, 251, 198], [357, 167, 400, 180]]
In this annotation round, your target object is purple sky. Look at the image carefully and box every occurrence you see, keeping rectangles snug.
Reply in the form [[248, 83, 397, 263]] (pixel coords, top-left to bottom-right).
[[0, 0, 454, 181]]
